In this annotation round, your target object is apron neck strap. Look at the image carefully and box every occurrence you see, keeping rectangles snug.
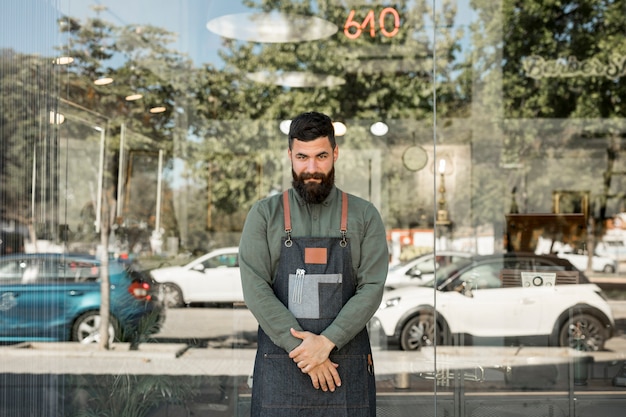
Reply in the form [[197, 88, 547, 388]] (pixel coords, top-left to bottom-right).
[[340, 192, 348, 233], [282, 190, 349, 247], [340, 192, 348, 247], [283, 191, 292, 247]]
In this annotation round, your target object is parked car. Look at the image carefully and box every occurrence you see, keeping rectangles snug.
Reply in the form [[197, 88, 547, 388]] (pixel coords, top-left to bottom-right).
[[596, 239, 626, 262], [0, 253, 164, 344], [150, 247, 241, 308], [385, 251, 474, 289], [369, 252, 615, 352], [555, 249, 617, 273]]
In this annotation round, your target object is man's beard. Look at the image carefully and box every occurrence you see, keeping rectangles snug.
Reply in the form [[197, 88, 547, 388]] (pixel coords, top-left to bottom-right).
[[292, 167, 335, 204]]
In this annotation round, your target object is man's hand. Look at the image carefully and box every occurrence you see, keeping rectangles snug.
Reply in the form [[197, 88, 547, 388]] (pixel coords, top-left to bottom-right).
[[306, 359, 341, 392], [289, 329, 341, 391], [288, 328, 336, 373]]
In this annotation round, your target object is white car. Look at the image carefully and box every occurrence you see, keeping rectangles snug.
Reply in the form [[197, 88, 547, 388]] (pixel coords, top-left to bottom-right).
[[555, 250, 617, 273], [370, 253, 615, 351], [385, 251, 474, 289], [595, 239, 626, 262], [150, 247, 242, 307]]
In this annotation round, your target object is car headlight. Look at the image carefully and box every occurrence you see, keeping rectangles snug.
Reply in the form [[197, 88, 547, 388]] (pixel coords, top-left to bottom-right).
[[380, 296, 401, 309]]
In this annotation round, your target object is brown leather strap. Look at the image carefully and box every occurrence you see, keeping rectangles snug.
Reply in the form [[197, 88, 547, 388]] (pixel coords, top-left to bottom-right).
[[341, 192, 348, 232], [283, 190, 292, 232], [284, 190, 348, 234]]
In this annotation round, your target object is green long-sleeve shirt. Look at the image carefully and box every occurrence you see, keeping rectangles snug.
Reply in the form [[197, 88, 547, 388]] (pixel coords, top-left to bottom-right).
[[239, 186, 388, 353]]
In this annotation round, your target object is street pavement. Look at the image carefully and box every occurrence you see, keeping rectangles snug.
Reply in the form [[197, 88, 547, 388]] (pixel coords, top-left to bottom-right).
[[1, 300, 624, 377]]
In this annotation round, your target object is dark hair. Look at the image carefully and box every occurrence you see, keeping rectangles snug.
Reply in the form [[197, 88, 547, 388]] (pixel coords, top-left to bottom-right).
[[288, 111, 336, 150]]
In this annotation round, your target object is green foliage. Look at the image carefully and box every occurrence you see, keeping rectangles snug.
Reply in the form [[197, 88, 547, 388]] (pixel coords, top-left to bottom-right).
[[0, 1, 471, 245], [70, 374, 200, 417]]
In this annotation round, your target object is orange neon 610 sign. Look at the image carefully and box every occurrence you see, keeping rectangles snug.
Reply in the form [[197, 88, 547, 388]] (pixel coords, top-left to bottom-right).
[[344, 7, 400, 39]]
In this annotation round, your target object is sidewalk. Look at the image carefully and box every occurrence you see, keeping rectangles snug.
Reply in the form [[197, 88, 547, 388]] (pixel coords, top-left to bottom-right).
[[0, 342, 256, 375], [2, 338, 625, 377]]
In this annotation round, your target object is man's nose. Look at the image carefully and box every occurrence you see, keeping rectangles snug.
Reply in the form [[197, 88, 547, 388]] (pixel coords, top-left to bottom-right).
[[305, 159, 318, 172]]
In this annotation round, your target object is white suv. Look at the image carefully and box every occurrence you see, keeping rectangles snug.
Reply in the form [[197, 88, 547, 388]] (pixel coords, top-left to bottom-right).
[[371, 253, 615, 351]]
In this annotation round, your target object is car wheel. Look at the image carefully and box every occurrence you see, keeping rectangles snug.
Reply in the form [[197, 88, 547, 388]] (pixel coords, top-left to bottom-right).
[[161, 283, 184, 308], [399, 313, 443, 351], [558, 314, 606, 351], [603, 264, 616, 273], [71, 311, 118, 344]]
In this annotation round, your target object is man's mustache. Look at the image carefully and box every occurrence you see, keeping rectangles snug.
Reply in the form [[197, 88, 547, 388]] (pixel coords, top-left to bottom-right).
[[299, 173, 326, 180]]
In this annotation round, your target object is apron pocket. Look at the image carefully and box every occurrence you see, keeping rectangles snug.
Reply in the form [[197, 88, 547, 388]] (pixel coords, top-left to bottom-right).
[[288, 273, 342, 319]]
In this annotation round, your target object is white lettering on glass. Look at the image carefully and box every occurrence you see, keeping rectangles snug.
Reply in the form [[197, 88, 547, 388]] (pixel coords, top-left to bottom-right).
[[523, 55, 626, 79]]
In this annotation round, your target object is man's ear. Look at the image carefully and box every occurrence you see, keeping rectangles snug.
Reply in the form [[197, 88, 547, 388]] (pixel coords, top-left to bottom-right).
[[333, 145, 339, 162]]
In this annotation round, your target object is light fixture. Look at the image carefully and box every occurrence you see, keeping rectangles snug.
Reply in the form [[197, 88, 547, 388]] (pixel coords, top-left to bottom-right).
[[49, 111, 65, 124], [279, 120, 291, 135], [149, 106, 166, 114], [94, 77, 113, 86], [370, 122, 389, 136], [435, 156, 453, 226], [333, 122, 347, 136], [125, 93, 143, 101], [53, 56, 74, 65], [433, 155, 454, 176], [438, 158, 447, 175], [247, 71, 345, 88], [207, 12, 337, 43]]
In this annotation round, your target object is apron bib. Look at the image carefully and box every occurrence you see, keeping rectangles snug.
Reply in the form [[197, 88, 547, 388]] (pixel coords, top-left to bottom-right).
[[250, 191, 376, 417]]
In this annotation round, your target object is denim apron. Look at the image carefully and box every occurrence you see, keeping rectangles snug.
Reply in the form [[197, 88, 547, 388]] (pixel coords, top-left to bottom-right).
[[250, 191, 376, 417]]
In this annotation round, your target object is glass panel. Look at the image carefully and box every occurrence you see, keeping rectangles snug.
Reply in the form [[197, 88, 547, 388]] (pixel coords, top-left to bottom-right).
[[1, 0, 625, 416]]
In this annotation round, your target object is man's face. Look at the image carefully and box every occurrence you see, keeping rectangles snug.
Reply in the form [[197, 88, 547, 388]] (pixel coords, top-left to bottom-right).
[[289, 136, 338, 204]]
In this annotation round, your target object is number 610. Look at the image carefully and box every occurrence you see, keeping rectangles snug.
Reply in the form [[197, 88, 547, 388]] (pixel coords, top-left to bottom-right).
[[344, 7, 400, 39]]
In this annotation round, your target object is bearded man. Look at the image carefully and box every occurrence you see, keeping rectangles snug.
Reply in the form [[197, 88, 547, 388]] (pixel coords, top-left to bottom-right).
[[239, 111, 388, 417]]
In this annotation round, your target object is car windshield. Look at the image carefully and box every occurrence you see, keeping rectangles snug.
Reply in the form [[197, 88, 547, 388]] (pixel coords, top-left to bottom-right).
[[418, 258, 474, 288], [388, 254, 431, 272]]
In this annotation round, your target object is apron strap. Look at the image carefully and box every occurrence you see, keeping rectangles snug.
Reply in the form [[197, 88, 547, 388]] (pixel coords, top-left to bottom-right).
[[282, 190, 348, 247], [340, 192, 348, 247], [283, 191, 292, 247]]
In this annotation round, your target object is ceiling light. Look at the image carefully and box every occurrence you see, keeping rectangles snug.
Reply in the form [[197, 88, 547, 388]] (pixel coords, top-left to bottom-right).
[[49, 111, 65, 124], [370, 122, 389, 136], [125, 94, 143, 101], [207, 12, 337, 43], [94, 77, 113, 86], [279, 120, 291, 135], [54, 56, 74, 65], [333, 122, 347, 136], [149, 106, 166, 114], [247, 71, 345, 88]]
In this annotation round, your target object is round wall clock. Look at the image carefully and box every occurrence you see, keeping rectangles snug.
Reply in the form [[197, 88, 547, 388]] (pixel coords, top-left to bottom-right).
[[402, 145, 428, 171]]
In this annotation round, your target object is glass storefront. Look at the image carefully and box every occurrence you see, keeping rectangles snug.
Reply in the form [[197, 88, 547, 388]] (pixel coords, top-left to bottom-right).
[[1, 0, 625, 415]]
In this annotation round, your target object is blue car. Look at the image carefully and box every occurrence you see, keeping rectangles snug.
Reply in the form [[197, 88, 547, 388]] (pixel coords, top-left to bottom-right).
[[0, 253, 164, 344]]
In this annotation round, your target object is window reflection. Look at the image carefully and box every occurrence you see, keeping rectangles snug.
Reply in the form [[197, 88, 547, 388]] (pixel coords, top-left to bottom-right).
[[1, 0, 626, 416]]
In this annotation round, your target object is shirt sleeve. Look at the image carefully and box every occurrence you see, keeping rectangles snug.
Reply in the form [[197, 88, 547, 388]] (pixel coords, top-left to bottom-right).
[[239, 200, 303, 353], [320, 202, 388, 350]]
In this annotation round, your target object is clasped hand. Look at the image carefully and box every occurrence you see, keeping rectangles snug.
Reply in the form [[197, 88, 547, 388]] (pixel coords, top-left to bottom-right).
[[289, 328, 342, 392]]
